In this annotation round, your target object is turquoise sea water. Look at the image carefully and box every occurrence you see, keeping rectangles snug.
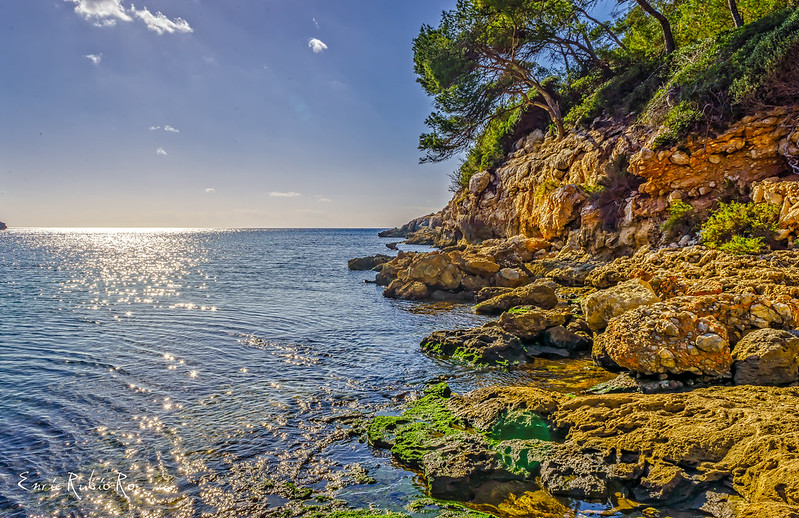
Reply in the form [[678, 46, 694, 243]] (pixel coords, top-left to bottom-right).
[[2, 228, 561, 517]]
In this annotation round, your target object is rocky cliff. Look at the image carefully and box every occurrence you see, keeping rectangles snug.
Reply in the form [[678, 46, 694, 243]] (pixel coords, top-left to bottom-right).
[[393, 105, 799, 257]]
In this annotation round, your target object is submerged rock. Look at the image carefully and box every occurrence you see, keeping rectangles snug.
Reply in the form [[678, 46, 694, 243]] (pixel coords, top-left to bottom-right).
[[733, 328, 799, 386]]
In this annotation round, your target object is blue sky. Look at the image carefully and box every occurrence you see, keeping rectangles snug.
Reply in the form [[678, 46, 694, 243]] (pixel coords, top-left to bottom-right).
[[0, 0, 461, 227]]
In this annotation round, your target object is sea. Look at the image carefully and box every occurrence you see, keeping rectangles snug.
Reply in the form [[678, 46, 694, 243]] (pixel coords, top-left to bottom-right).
[[0, 228, 611, 517]]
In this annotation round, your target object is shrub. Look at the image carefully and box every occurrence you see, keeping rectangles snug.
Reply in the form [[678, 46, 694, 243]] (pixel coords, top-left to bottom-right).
[[652, 101, 703, 149], [662, 198, 699, 240], [701, 201, 780, 252], [455, 106, 522, 190], [718, 235, 767, 254]]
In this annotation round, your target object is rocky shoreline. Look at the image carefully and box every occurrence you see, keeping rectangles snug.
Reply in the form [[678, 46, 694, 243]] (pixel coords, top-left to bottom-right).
[[348, 237, 799, 517], [342, 94, 799, 516]]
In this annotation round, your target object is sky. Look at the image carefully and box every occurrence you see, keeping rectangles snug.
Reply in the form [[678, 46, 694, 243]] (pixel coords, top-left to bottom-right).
[[0, 0, 461, 228]]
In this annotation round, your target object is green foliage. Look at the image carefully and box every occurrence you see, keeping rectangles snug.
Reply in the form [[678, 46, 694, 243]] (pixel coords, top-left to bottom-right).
[[718, 235, 767, 254], [642, 9, 799, 138], [701, 202, 780, 253], [651, 101, 702, 149], [564, 58, 665, 126], [456, 106, 522, 189], [622, 0, 793, 55], [662, 198, 699, 241]]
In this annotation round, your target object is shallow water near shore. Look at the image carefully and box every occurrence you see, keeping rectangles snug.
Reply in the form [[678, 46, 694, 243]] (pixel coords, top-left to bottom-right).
[[1, 228, 618, 517]]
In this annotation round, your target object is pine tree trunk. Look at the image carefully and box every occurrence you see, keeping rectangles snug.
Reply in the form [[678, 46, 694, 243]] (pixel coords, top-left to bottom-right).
[[634, 0, 676, 54], [729, 0, 744, 28]]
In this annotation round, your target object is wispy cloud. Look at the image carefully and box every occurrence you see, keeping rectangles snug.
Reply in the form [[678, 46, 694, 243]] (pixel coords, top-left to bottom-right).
[[205, 188, 216, 193], [312, 17, 319, 29], [269, 191, 301, 198], [308, 38, 327, 53], [156, 147, 168, 156], [65, 0, 192, 35], [316, 198, 332, 203], [131, 5, 192, 34], [67, 0, 131, 27], [149, 125, 180, 133], [84, 53, 102, 65]]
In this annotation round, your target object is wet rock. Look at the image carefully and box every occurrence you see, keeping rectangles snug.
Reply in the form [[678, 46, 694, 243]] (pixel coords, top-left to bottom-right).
[[592, 333, 624, 372], [581, 278, 661, 331], [422, 432, 516, 501], [634, 463, 693, 503], [420, 327, 526, 366], [475, 281, 558, 315], [733, 328, 799, 386], [348, 254, 392, 270], [475, 286, 513, 302], [385, 279, 429, 301], [539, 446, 610, 499], [588, 372, 642, 394], [496, 308, 567, 341], [543, 325, 591, 352]]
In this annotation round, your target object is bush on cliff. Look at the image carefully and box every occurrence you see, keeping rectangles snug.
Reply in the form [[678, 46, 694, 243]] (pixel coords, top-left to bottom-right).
[[701, 201, 780, 253]]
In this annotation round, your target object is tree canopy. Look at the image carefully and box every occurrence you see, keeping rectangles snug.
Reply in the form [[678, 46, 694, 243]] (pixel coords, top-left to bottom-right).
[[414, 0, 798, 188]]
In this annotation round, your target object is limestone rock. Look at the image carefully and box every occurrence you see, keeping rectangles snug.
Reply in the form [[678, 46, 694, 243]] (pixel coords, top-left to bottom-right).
[[496, 308, 567, 341], [475, 281, 558, 315], [539, 446, 610, 499], [733, 328, 799, 386], [422, 432, 512, 501], [581, 278, 661, 331], [603, 302, 732, 376], [347, 254, 392, 271], [420, 327, 527, 366], [469, 170, 492, 195]]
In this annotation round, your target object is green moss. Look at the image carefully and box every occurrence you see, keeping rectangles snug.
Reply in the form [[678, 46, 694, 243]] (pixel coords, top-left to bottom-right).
[[306, 510, 409, 518], [366, 384, 464, 470], [488, 410, 551, 442], [701, 201, 780, 252]]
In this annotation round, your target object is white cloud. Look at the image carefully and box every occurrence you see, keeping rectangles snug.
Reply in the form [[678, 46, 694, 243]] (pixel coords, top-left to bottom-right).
[[308, 38, 327, 54], [84, 53, 102, 65], [269, 192, 301, 198], [312, 17, 319, 29], [131, 5, 192, 34], [156, 147, 168, 156], [67, 0, 131, 27], [65, 0, 192, 35], [149, 125, 180, 133], [316, 198, 332, 203], [205, 188, 216, 193]]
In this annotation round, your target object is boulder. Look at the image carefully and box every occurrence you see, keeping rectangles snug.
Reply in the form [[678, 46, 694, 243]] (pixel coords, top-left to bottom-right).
[[602, 302, 732, 376], [0, 221, 6, 230], [543, 326, 591, 352], [384, 279, 428, 301], [475, 281, 558, 315], [733, 329, 799, 386], [581, 278, 661, 331], [468, 170, 492, 195], [421, 327, 527, 366], [496, 308, 567, 341], [348, 254, 392, 270]]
